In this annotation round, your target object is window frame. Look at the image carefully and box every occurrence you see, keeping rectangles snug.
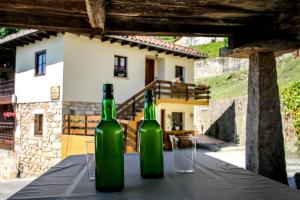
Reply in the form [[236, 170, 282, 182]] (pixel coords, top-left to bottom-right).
[[114, 55, 128, 78], [35, 50, 47, 76], [34, 114, 43, 136]]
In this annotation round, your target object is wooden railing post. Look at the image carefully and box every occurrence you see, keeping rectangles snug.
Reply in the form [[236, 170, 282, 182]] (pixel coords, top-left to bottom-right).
[[67, 115, 70, 134], [185, 84, 189, 101], [84, 115, 88, 135], [132, 97, 136, 120], [158, 80, 161, 99]]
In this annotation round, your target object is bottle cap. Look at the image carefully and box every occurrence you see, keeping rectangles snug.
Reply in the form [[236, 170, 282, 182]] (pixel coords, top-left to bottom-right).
[[103, 84, 113, 93]]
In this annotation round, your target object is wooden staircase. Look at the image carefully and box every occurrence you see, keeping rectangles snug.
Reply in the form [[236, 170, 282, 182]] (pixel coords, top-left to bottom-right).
[[116, 79, 210, 152]]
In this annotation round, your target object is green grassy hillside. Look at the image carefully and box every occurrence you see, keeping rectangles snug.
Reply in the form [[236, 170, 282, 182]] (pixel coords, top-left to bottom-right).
[[191, 40, 227, 58], [197, 56, 300, 100]]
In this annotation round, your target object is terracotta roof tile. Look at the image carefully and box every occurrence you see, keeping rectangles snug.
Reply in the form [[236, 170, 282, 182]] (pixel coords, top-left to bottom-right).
[[109, 35, 207, 58]]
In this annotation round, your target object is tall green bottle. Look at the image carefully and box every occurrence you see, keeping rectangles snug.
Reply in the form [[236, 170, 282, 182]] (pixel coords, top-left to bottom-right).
[[95, 84, 124, 192], [139, 90, 164, 178]]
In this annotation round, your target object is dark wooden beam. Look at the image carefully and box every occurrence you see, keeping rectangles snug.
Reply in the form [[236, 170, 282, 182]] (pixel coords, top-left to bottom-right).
[[121, 41, 129, 46], [130, 43, 137, 47], [28, 35, 43, 41], [85, 0, 105, 31], [139, 45, 146, 49], [10, 41, 25, 47], [0, 11, 99, 35], [19, 38, 35, 44], [110, 39, 117, 44], [220, 39, 300, 58], [0, 0, 87, 17], [101, 37, 109, 42]]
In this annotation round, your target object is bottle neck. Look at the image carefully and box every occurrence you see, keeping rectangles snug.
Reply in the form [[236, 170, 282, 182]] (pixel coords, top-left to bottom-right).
[[144, 102, 156, 120], [102, 96, 116, 121]]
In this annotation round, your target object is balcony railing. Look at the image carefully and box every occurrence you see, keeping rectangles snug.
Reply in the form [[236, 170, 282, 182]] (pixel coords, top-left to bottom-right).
[[0, 79, 14, 97], [0, 122, 14, 150]]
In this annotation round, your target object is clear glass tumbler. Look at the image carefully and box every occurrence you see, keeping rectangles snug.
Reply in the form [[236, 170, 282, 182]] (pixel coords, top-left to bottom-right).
[[85, 140, 95, 180], [170, 135, 196, 173]]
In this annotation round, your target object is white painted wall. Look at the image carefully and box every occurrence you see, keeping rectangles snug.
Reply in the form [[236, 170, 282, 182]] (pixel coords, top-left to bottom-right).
[[15, 35, 64, 103], [63, 33, 149, 103], [63, 33, 196, 103], [157, 103, 194, 131], [15, 33, 196, 104], [164, 56, 195, 83]]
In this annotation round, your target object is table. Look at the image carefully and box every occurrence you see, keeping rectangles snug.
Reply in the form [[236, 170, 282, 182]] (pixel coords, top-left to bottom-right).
[[9, 152, 300, 200]]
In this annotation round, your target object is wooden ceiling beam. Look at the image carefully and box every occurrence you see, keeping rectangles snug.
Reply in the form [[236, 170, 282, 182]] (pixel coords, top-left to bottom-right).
[[220, 39, 300, 58], [0, 0, 87, 17], [109, 0, 285, 13], [0, 12, 99, 35], [107, 2, 272, 19], [85, 0, 105, 31]]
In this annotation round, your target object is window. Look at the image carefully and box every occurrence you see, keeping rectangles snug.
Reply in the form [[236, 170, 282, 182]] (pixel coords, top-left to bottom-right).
[[34, 114, 43, 136], [175, 66, 184, 82], [114, 55, 127, 77], [35, 50, 46, 76]]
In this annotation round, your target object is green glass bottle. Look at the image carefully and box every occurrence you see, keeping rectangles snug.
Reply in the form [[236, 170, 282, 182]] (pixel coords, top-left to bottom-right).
[[139, 90, 164, 178], [95, 84, 124, 192]]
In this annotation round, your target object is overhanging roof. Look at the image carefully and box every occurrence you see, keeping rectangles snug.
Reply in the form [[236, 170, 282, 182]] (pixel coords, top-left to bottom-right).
[[0, 30, 207, 59]]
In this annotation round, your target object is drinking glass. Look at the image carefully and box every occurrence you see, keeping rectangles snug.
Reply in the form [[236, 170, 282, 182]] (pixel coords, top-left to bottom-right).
[[85, 140, 95, 180], [170, 135, 196, 173]]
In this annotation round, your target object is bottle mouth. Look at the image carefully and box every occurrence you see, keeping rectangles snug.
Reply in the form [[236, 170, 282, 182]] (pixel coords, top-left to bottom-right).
[[144, 90, 154, 102], [103, 84, 113, 93]]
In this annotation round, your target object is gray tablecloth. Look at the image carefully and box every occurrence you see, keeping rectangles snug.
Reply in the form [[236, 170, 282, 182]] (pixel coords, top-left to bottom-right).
[[9, 152, 300, 200]]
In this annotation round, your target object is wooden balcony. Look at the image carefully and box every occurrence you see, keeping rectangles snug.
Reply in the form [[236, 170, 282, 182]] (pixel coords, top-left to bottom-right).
[[0, 80, 14, 105], [117, 79, 210, 120]]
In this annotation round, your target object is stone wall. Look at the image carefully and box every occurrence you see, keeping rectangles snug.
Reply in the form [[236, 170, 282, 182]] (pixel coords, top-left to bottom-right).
[[0, 149, 19, 179], [62, 101, 101, 115], [195, 96, 299, 153], [15, 102, 63, 177], [195, 57, 249, 79], [11, 101, 102, 178]]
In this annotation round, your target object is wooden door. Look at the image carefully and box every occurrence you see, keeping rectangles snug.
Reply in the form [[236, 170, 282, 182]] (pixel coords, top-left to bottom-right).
[[145, 59, 155, 86]]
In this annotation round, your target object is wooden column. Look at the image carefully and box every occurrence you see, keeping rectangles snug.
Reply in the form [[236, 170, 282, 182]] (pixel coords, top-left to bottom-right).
[[246, 51, 288, 184]]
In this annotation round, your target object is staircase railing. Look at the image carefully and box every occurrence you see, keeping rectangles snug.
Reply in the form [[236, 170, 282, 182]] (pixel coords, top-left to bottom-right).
[[116, 80, 157, 120], [116, 79, 210, 120]]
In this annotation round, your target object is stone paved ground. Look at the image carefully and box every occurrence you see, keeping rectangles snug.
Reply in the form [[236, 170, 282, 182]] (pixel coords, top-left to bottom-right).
[[0, 178, 36, 200], [206, 145, 300, 189]]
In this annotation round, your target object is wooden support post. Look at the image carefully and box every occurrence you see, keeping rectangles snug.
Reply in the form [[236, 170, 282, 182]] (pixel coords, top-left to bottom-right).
[[85, 0, 105, 30], [246, 51, 288, 184]]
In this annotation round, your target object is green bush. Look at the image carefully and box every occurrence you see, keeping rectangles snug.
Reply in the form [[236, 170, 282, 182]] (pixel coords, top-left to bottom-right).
[[281, 80, 300, 145], [0, 27, 19, 39]]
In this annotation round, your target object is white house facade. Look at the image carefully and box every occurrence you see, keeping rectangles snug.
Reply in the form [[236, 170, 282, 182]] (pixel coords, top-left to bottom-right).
[[0, 30, 209, 177]]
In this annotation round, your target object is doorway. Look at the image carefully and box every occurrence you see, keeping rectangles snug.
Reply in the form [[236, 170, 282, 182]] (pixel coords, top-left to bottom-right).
[[172, 112, 183, 130], [145, 59, 155, 86]]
